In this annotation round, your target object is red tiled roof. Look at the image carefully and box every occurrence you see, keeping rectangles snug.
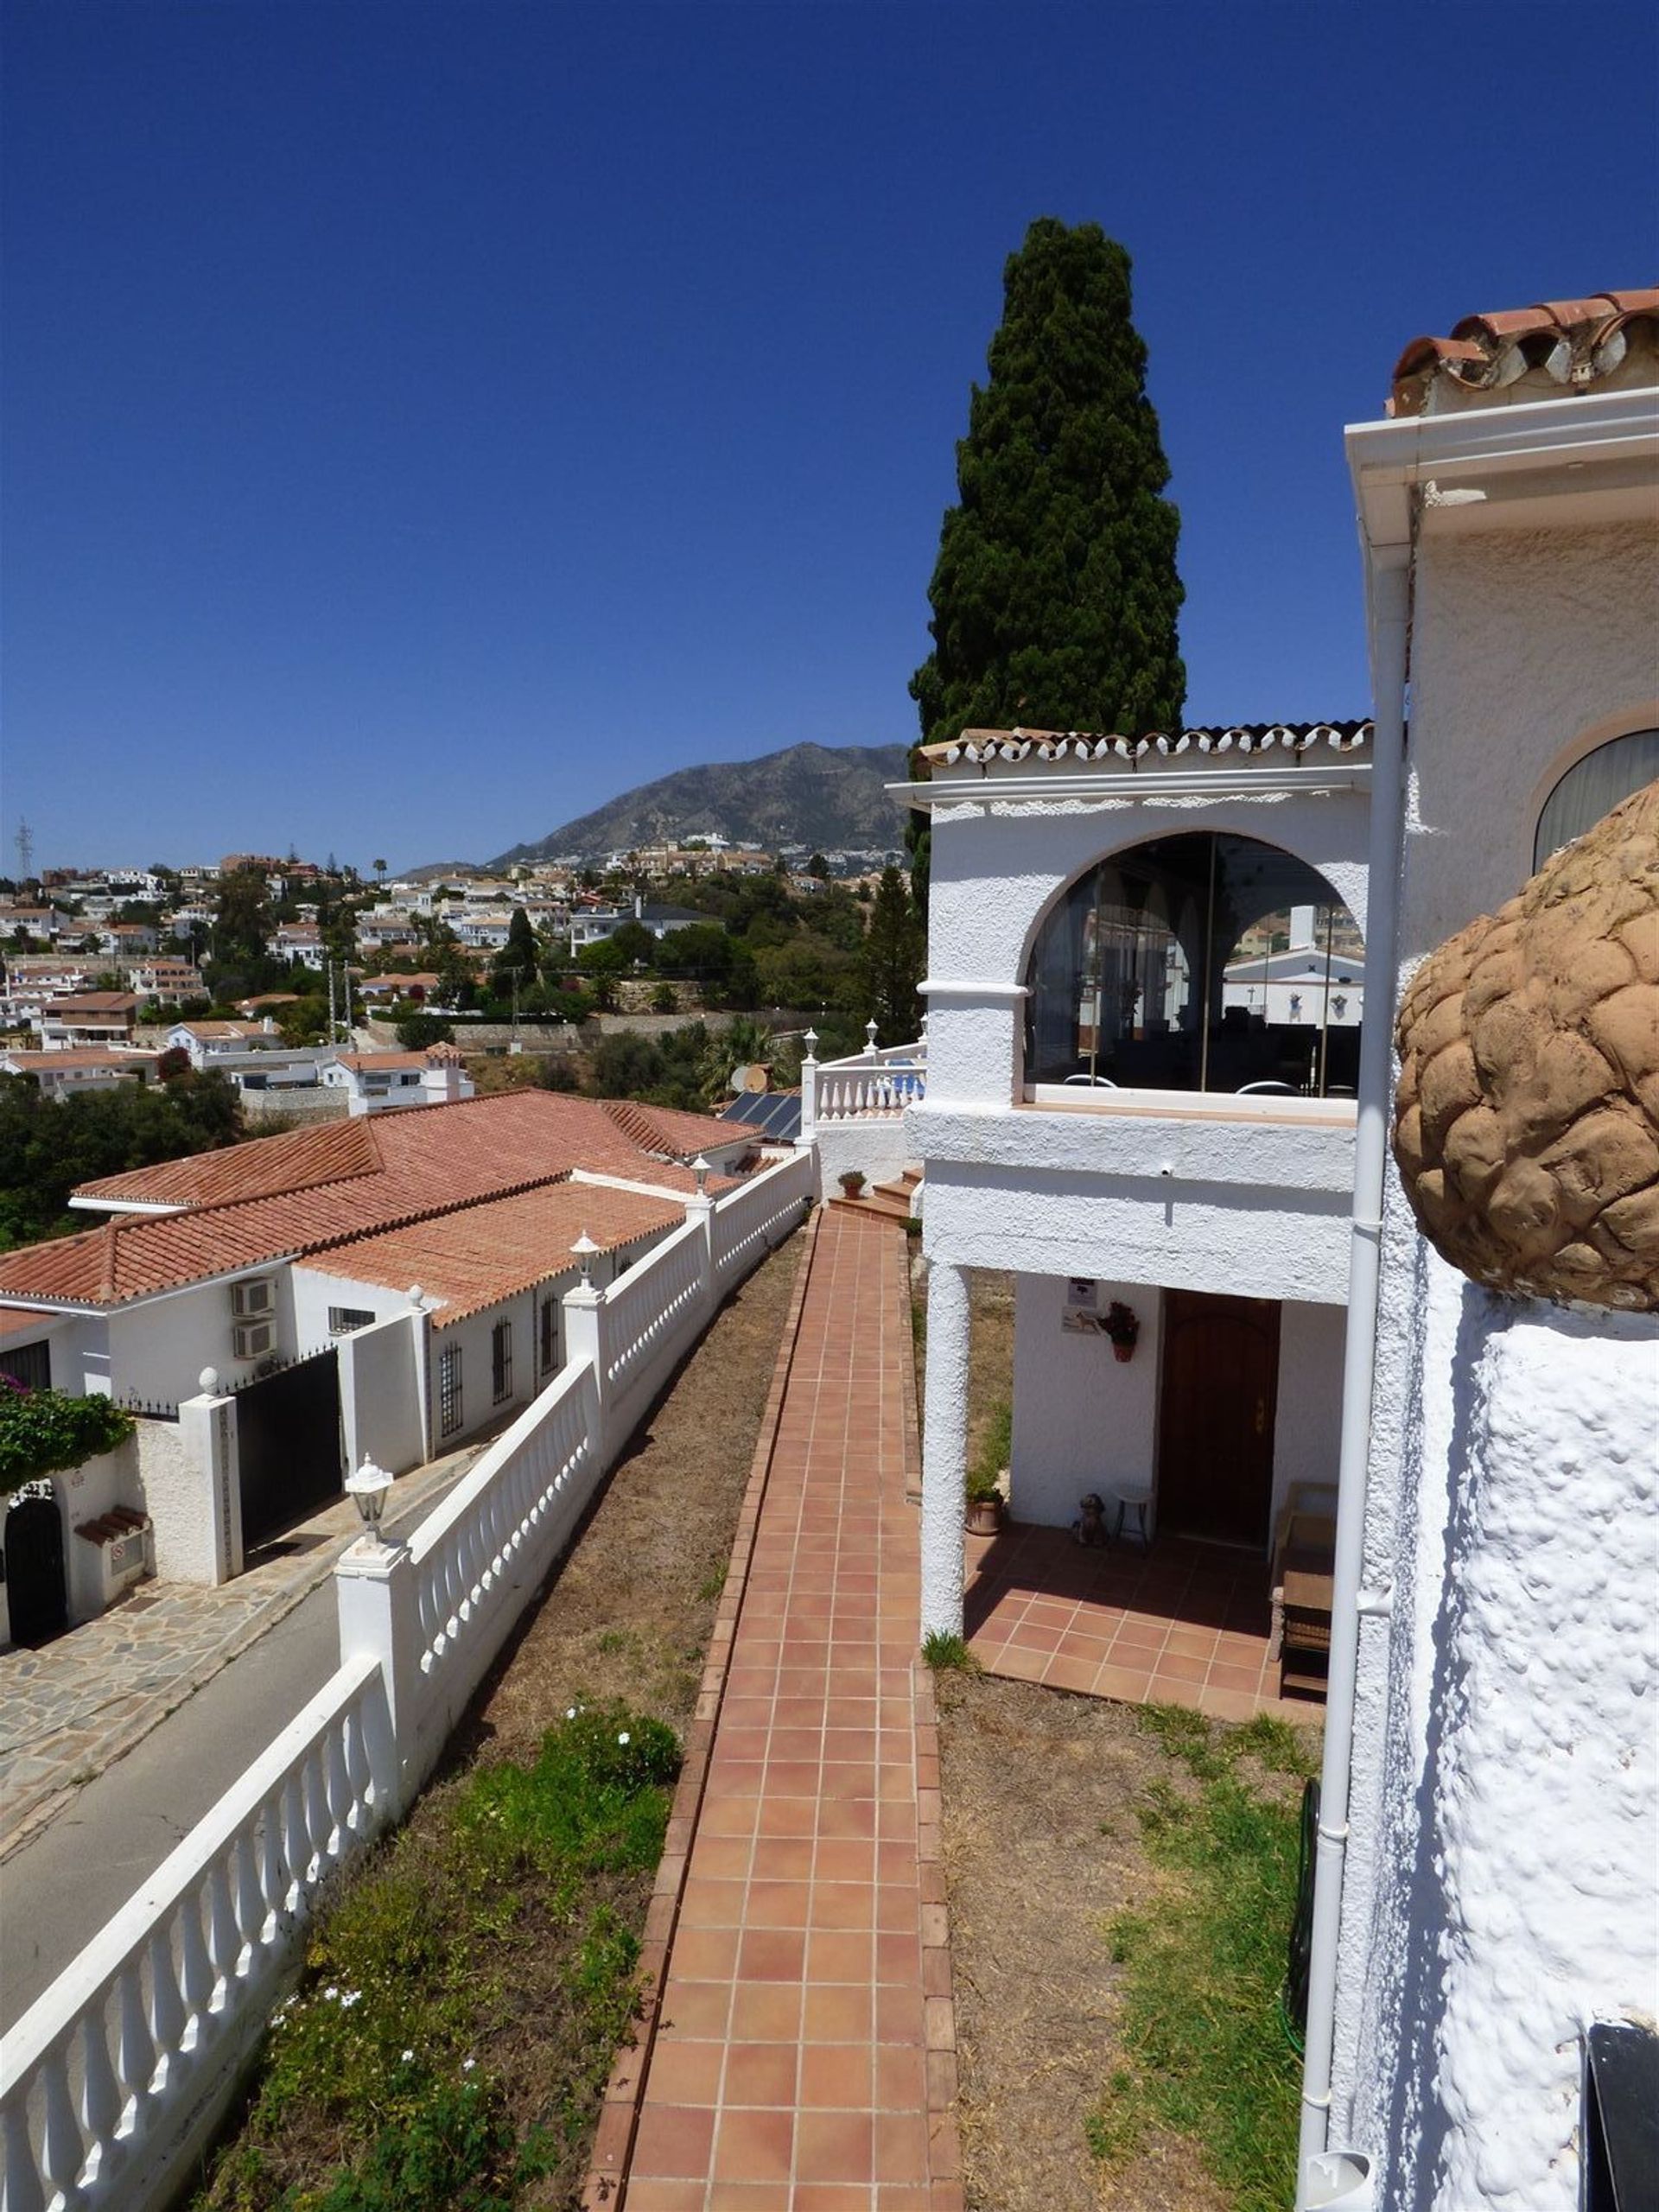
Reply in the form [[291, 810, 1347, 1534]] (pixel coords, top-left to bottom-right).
[[599, 1097, 766, 1156], [1390, 289, 1659, 416], [42, 993, 141, 1015], [74, 1116, 385, 1210], [1, 1049, 150, 1072], [0, 1090, 741, 1306], [302, 1180, 683, 1325]]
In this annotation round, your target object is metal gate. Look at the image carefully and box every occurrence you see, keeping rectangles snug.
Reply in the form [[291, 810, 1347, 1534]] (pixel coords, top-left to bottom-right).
[[3, 1484, 68, 1645], [235, 1349, 345, 1552]]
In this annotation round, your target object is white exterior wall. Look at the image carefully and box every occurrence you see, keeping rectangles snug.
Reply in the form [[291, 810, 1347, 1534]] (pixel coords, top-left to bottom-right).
[[107, 1270, 301, 1408], [1333, 511, 1659, 2197], [1008, 1273, 1163, 1529], [913, 1104, 1354, 1305], [1006, 1281, 1344, 1539], [812, 1116, 912, 1199]]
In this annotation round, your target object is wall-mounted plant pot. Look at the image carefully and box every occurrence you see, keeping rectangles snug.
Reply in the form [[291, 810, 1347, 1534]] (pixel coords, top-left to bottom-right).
[[1112, 1343, 1135, 1363], [964, 1497, 1004, 1535]]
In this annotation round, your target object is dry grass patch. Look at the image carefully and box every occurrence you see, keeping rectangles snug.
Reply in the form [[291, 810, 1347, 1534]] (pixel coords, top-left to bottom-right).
[[938, 1670, 1319, 2212]]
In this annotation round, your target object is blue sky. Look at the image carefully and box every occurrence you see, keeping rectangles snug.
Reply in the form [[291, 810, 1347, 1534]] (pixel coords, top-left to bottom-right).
[[4, 2, 1655, 875]]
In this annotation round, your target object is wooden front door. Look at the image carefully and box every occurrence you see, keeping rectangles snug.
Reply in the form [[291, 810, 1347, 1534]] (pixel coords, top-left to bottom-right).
[[1157, 1291, 1281, 1548]]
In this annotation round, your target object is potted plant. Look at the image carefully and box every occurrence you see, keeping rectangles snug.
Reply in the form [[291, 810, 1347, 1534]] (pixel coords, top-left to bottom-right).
[[1103, 1300, 1140, 1363], [837, 1169, 867, 1198], [964, 1467, 1005, 1535]]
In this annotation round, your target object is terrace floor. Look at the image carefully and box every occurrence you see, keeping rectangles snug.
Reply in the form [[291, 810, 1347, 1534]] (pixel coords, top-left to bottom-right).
[[964, 1522, 1321, 1720]]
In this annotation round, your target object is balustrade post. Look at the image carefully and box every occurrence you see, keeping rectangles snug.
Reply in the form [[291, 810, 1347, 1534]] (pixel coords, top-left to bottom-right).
[[798, 1030, 818, 1142], [686, 1191, 717, 1316], [334, 1536, 419, 1817], [562, 1277, 607, 1429], [168, 1376, 243, 1586]]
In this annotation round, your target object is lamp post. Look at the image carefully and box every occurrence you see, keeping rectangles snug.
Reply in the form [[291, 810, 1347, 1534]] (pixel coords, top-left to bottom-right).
[[345, 1457, 394, 1549], [571, 1231, 600, 1290], [692, 1154, 710, 1195]]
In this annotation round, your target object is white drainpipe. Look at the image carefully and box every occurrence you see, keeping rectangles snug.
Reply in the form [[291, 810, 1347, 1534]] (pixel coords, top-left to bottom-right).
[[1295, 550, 1410, 2208]]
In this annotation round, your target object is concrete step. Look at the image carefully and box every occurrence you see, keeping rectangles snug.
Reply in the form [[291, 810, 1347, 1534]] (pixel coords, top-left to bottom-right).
[[870, 1174, 920, 1209]]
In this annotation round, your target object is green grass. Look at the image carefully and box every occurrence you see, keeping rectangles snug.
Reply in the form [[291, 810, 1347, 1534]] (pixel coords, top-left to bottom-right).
[[921, 1630, 981, 1674], [194, 1703, 679, 2212], [967, 1394, 1012, 1503], [1088, 1707, 1316, 2211]]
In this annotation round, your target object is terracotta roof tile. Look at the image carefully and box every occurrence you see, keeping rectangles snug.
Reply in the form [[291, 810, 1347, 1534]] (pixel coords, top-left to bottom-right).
[[598, 1097, 766, 1157], [302, 1181, 683, 1324], [0, 1090, 744, 1307], [74, 1116, 385, 1210], [1390, 288, 1659, 416]]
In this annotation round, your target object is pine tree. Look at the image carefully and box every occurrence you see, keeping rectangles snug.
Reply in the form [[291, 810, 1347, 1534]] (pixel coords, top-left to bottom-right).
[[910, 219, 1185, 897], [860, 866, 925, 1046]]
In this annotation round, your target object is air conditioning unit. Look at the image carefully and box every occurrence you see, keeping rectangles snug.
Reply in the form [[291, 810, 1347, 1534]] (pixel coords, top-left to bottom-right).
[[231, 1277, 275, 1319], [232, 1319, 276, 1361]]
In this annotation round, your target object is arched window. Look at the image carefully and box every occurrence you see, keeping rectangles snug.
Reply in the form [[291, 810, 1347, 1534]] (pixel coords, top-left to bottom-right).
[[1024, 832, 1364, 1098], [1534, 728, 1659, 868]]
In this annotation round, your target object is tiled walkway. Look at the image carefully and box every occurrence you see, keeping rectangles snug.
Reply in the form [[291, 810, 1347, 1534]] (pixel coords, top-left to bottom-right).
[[965, 1522, 1319, 1719], [623, 1211, 958, 2210]]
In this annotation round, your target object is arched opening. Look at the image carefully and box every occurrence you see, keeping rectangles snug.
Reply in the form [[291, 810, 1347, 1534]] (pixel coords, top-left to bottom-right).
[[1534, 728, 1659, 868], [1023, 831, 1363, 1097]]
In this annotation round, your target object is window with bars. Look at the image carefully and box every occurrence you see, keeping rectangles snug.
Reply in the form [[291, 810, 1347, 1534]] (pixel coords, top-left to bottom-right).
[[539, 1295, 559, 1378], [492, 1319, 512, 1404], [327, 1306, 376, 1335], [438, 1343, 463, 1438]]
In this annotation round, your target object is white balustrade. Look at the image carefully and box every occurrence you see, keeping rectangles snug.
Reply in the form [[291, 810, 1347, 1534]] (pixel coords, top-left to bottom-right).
[[0, 1656, 392, 2212], [811, 1046, 925, 1124], [602, 1217, 706, 1413], [712, 1148, 813, 1284]]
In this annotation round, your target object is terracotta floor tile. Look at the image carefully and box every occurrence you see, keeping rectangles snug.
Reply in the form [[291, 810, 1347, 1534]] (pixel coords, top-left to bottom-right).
[[722, 2041, 799, 2107], [729, 1982, 804, 2043], [804, 1981, 874, 2043], [645, 2037, 726, 2107], [799, 2041, 874, 2107], [632, 2103, 717, 2178], [711, 2106, 795, 2182], [798, 2108, 876, 2182]]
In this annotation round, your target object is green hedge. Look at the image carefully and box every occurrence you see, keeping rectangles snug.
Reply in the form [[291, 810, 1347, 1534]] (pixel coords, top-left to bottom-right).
[[0, 1382, 135, 1492]]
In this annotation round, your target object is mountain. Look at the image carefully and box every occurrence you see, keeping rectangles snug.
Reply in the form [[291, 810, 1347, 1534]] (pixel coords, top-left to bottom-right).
[[477, 742, 912, 869]]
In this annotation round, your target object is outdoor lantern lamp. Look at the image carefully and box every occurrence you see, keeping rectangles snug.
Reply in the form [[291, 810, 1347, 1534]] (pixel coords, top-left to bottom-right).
[[865, 1017, 880, 1051], [803, 1027, 818, 1059], [345, 1457, 394, 1548], [692, 1154, 710, 1194], [571, 1231, 600, 1290]]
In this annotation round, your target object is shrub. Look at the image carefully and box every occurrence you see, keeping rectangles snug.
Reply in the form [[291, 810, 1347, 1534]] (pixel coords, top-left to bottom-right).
[[0, 1383, 134, 1492]]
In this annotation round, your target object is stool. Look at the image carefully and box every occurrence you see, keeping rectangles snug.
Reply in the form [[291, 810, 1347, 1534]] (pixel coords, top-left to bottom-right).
[[1109, 1480, 1154, 1548]]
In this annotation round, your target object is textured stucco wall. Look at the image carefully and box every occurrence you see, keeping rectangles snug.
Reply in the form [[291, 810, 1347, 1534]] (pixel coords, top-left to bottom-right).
[[1346, 1252, 1658, 2209], [337, 1310, 425, 1477], [1402, 521, 1659, 964], [110, 1273, 296, 1407], [1333, 510, 1659, 2196], [1009, 1273, 1163, 1529], [812, 1116, 912, 1199]]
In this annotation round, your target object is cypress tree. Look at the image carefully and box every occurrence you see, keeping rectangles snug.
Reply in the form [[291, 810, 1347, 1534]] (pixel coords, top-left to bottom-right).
[[909, 219, 1185, 895]]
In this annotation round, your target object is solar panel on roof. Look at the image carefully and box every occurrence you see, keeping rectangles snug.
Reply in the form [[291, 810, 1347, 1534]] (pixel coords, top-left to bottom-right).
[[720, 1092, 801, 1141]]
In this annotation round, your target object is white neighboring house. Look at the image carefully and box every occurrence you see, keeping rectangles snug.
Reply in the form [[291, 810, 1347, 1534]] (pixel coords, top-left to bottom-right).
[[321, 1046, 475, 1115], [0, 1090, 768, 1639], [273, 920, 327, 968], [1300, 291, 1659, 2211], [568, 896, 705, 951], [0, 1047, 153, 1100], [166, 1018, 281, 1067], [896, 719, 1371, 1617]]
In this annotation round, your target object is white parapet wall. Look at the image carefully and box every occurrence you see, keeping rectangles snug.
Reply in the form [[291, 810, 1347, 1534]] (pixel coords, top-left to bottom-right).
[[0, 1147, 814, 2212]]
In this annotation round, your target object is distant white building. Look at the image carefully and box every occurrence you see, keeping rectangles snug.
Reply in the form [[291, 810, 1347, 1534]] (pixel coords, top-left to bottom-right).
[[321, 1046, 475, 1115]]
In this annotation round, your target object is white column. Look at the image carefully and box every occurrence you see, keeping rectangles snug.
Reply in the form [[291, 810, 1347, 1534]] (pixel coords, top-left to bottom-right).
[[563, 1278, 607, 1432], [798, 1035, 819, 1143], [168, 1380, 243, 1585], [686, 1191, 717, 1315], [334, 1535, 420, 1816], [920, 1258, 970, 1640]]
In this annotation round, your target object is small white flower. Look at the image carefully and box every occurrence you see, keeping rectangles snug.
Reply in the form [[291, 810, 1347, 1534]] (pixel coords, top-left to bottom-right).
[[340, 1990, 362, 2008], [617, 1732, 630, 1746], [323, 1985, 339, 2002], [566, 1707, 577, 1720], [401, 2049, 415, 2063], [461, 2056, 477, 2072]]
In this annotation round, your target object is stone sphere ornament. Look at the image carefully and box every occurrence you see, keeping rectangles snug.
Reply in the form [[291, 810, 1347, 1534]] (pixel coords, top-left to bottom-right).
[[1392, 779, 1659, 1310]]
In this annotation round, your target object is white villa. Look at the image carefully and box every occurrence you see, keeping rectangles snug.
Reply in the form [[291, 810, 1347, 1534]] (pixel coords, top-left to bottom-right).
[[892, 284, 1658, 2212]]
